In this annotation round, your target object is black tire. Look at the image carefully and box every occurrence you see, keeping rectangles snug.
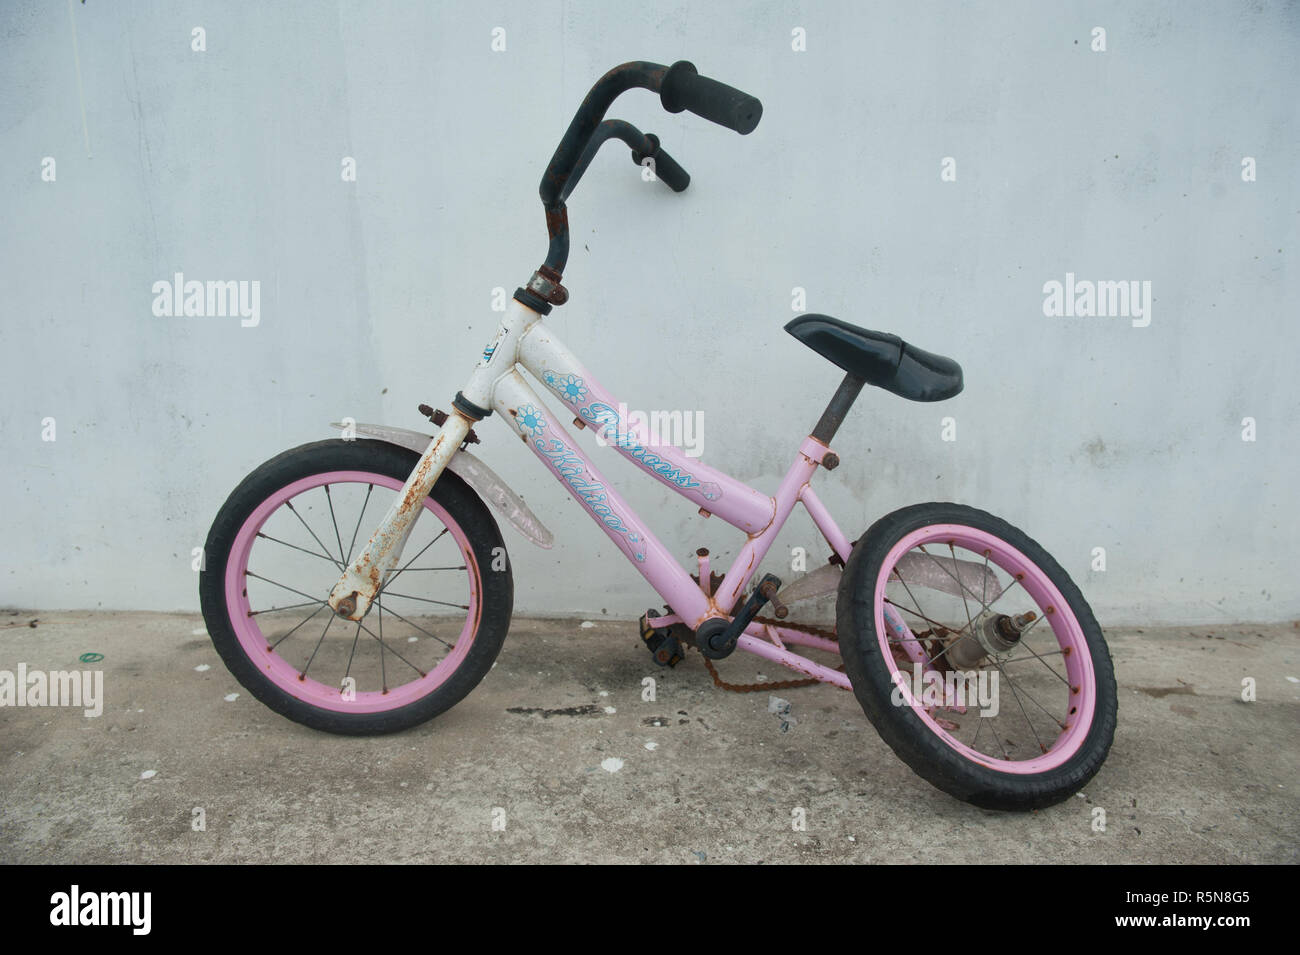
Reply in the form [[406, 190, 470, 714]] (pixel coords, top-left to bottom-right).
[[836, 502, 1117, 811], [199, 439, 513, 735]]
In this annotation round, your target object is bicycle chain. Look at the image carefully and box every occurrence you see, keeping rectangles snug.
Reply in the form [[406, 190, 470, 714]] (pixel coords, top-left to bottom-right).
[[694, 616, 842, 693]]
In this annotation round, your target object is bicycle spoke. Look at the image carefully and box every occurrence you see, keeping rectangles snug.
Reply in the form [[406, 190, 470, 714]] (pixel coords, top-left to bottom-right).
[[245, 571, 330, 606], [373, 600, 455, 652], [913, 543, 1032, 623], [946, 542, 977, 638], [345, 484, 374, 564], [249, 599, 321, 617], [268, 602, 330, 651], [255, 532, 340, 567], [324, 485, 346, 565], [990, 658, 1050, 753], [380, 528, 449, 593], [999, 648, 1064, 665], [1006, 616, 1070, 686], [979, 572, 1029, 616], [990, 725, 1011, 760], [343, 620, 363, 684], [299, 613, 336, 679], [285, 500, 344, 571], [377, 601, 388, 690], [891, 572, 945, 634], [377, 590, 469, 611], [354, 615, 428, 680], [981, 550, 991, 607], [917, 543, 986, 611], [993, 657, 1066, 732], [882, 596, 956, 638]]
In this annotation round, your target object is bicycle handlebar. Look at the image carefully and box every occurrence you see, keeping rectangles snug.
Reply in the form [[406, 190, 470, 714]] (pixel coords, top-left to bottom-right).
[[522, 60, 761, 312], [660, 60, 762, 135], [558, 120, 690, 203], [538, 61, 760, 208]]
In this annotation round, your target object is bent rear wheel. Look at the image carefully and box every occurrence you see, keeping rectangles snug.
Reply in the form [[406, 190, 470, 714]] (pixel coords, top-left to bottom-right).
[[199, 439, 512, 735], [837, 502, 1116, 810]]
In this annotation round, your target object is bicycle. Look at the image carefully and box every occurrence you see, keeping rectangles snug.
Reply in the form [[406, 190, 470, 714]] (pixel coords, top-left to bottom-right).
[[200, 60, 1117, 811]]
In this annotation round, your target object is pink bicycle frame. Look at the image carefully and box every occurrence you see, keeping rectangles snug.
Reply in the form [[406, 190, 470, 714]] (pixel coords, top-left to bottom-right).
[[490, 303, 864, 688], [331, 297, 923, 689]]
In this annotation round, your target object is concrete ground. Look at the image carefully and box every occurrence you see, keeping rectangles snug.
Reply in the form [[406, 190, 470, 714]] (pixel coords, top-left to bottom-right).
[[0, 611, 1296, 864]]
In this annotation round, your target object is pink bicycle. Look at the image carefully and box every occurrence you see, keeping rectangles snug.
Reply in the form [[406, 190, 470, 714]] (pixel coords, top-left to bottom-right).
[[200, 61, 1117, 810]]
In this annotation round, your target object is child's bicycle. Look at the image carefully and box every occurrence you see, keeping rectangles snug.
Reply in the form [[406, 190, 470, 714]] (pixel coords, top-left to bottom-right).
[[200, 60, 1116, 810]]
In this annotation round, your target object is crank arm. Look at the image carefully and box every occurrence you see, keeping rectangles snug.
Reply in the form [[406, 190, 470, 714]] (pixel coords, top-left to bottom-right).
[[698, 573, 782, 659], [327, 411, 474, 620]]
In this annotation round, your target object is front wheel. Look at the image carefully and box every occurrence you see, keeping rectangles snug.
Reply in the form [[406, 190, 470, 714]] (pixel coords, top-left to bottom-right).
[[836, 502, 1117, 810], [199, 439, 513, 735]]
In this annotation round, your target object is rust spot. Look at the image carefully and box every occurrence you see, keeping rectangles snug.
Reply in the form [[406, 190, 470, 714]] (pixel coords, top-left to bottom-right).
[[1062, 646, 1072, 657], [1071, 685, 1080, 694], [1045, 605, 1055, 615], [544, 207, 568, 235], [509, 408, 518, 417]]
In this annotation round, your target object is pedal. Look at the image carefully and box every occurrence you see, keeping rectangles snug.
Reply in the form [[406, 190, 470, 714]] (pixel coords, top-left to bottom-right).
[[639, 610, 684, 668]]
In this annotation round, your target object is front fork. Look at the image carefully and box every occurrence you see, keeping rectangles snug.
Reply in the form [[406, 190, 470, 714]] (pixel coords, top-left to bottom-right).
[[327, 409, 475, 620], [327, 298, 541, 621]]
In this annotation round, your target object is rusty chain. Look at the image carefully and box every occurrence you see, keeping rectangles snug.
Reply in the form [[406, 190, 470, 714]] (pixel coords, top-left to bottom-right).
[[694, 616, 843, 693]]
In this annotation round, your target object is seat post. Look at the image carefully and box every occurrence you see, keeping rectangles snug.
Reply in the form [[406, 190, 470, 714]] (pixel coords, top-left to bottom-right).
[[810, 372, 866, 444]]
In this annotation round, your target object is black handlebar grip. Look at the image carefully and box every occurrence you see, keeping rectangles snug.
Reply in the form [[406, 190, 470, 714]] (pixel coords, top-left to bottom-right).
[[660, 60, 762, 135], [632, 134, 691, 192]]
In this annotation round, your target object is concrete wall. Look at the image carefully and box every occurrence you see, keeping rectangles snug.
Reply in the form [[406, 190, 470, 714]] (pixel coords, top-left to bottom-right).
[[3, 1, 1296, 624]]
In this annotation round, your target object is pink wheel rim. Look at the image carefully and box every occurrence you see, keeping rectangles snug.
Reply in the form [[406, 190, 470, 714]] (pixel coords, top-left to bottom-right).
[[873, 523, 1097, 774], [224, 470, 482, 714]]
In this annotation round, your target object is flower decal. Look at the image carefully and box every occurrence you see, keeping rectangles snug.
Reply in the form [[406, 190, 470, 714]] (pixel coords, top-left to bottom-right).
[[628, 532, 646, 562], [517, 403, 546, 437], [544, 370, 588, 405], [558, 375, 588, 403]]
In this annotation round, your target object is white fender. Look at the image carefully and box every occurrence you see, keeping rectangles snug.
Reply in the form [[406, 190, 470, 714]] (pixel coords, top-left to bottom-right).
[[330, 422, 554, 549]]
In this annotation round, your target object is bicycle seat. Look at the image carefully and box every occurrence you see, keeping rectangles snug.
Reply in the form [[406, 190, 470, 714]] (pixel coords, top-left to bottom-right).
[[784, 314, 963, 402]]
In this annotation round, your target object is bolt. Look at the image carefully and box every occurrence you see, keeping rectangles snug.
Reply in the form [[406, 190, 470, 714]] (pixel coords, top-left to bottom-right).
[[335, 594, 358, 618], [823, 452, 840, 470]]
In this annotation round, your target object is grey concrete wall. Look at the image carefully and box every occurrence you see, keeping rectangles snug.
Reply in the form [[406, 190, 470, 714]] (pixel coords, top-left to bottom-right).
[[2, 1, 1296, 623]]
